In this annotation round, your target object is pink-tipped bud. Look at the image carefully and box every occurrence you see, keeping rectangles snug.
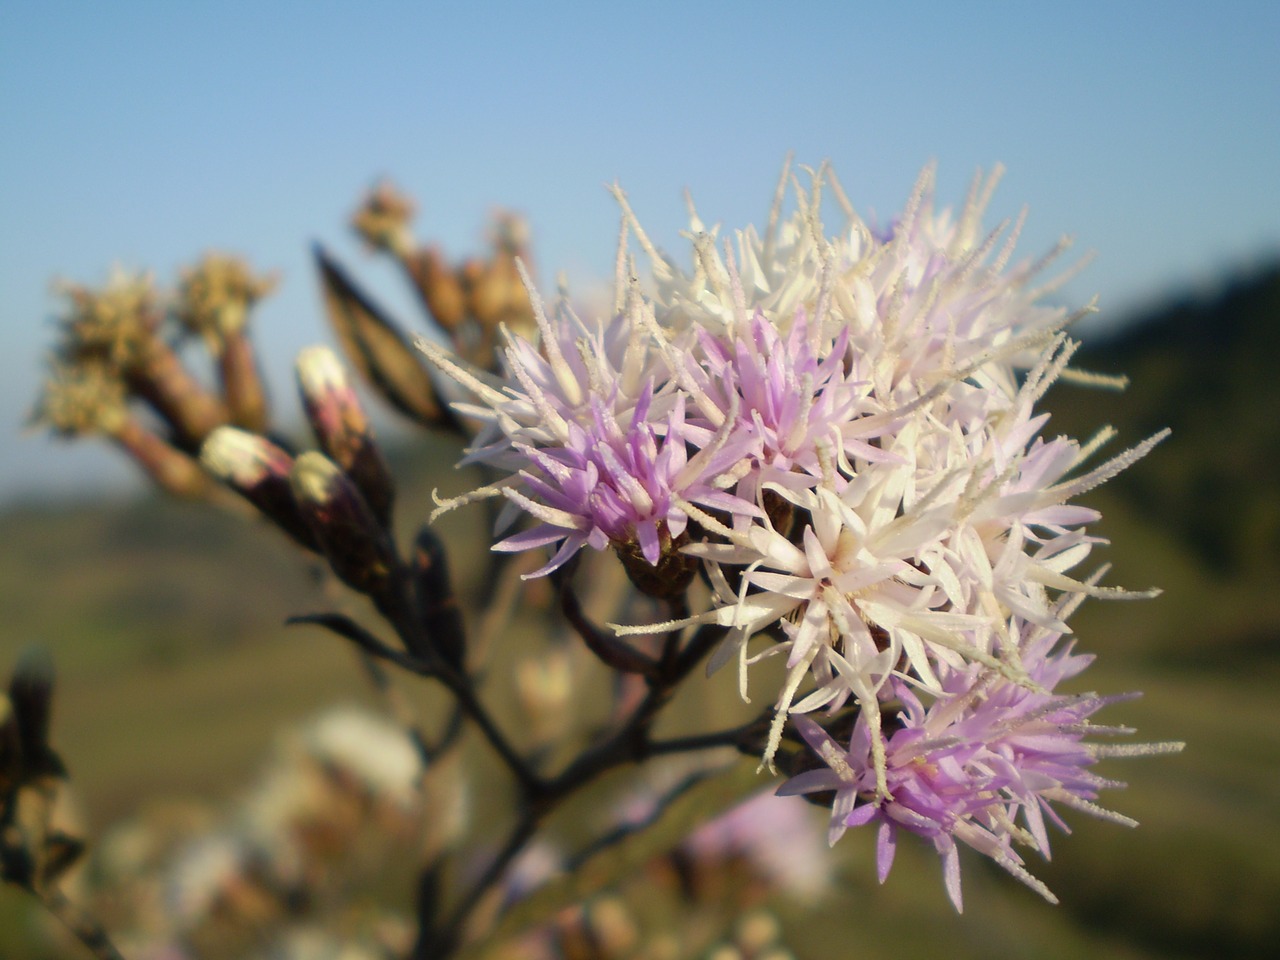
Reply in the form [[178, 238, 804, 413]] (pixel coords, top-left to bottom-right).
[[201, 427, 317, 549], [289, 452, 396, 596], [295, 345, 395, 527]]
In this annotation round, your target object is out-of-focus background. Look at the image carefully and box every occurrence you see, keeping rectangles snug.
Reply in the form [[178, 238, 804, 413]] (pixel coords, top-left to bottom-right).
[[2, 2, 1278, 958]]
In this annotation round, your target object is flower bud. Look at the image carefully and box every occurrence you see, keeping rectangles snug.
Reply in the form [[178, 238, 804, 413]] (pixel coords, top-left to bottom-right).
[[407, 246, 467, 332], [296, 345, 395, 527], [201, 427, 317, 549], [289, 452, 396, 596]]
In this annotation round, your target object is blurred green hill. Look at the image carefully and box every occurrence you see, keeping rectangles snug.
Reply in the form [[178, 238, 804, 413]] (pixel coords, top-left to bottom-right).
[[1054, 261, 1280, 580], [2, 267, 1279, 958]]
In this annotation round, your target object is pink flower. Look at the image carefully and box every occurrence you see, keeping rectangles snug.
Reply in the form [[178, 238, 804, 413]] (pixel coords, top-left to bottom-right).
[[778, 618, 1183, 911]]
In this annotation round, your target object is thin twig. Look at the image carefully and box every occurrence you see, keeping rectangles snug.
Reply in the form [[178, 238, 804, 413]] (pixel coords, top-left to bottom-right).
[[564, 767, 716, 870], [416, 810, 540, 959], [646, 720, 763, 757], [31, 885, 126, 960], [561, 584, 659, 678]]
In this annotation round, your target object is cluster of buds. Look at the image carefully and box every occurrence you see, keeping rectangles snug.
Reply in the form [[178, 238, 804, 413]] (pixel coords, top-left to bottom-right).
[[352, 179, 536, 370], [32, 257, 276, 498], [200, 345, 403, 602], [198, 344, 472, 681], [499, 787, 819, 960], [504, 901, 796, 960], [421, 161, 1184, 907]]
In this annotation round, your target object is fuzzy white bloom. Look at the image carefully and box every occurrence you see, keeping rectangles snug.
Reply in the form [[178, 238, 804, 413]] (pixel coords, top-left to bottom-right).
[[303, 705, 424, 810], [608, 162, 1165, 783]]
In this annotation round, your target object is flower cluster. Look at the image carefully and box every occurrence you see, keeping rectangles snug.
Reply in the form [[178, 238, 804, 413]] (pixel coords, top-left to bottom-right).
[[777, 605, 1182, 908], [422, 161, 1180, 904]]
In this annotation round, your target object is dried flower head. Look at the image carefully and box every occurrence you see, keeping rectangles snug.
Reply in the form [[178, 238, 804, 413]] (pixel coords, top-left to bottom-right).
[[31, 358, 129, 437], [352, 179, 416, 256], [174, 253, 277, 352], [55, 268, 161, 367]]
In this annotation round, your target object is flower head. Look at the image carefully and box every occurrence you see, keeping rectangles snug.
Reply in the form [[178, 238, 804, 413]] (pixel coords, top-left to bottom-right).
[[422, 165, 1177, 858], [420, 266, 758, 583], [779, 614, 1183, 910]]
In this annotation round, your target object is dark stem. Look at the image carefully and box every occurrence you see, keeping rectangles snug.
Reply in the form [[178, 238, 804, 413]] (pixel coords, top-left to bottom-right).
[[371, 554, 544, 795], [561, 584, 659, 678], [417, 608, 730, 957], [646, 720, 763, 757], [415, 811, 540, 959], [31, 885, 126, 960], [431, 664, 545, 795]]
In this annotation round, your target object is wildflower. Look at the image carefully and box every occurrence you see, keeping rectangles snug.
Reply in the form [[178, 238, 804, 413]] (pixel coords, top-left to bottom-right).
[[424, 163, 1175, 835], [778, 613, 1184, 911], [420, 267, 758, 583], [610, 164, 1164, 785]]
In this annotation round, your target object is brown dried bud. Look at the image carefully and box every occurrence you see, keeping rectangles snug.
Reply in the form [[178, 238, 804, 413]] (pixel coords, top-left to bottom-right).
[[470, 214, 536, 337], [407, 246, 467, 332], [218, 332, 269, 432], [115, 419, 214, 499], [352, 180, 416, 256], [289, 452, 396, 595], [315, 245, 457, 431], [33, 359, 212, 498], [125, 335, 231, 449], [201, 427, 317, 548], [53, 268, 230, 446], [295, 345, 394, 527]]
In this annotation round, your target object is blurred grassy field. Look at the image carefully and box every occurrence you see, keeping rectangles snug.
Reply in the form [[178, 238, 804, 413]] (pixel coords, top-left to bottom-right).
[[4, 265, 1280, 958]]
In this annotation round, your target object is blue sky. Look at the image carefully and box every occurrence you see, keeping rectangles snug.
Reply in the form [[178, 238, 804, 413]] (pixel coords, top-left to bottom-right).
[[3, 1, 1278, 500]]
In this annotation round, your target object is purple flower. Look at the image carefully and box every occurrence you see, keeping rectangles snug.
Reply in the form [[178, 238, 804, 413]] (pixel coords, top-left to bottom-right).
[[420, 277, 758, 577], [778, 620, 1183, 911], [495, 384, 755, 576]]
